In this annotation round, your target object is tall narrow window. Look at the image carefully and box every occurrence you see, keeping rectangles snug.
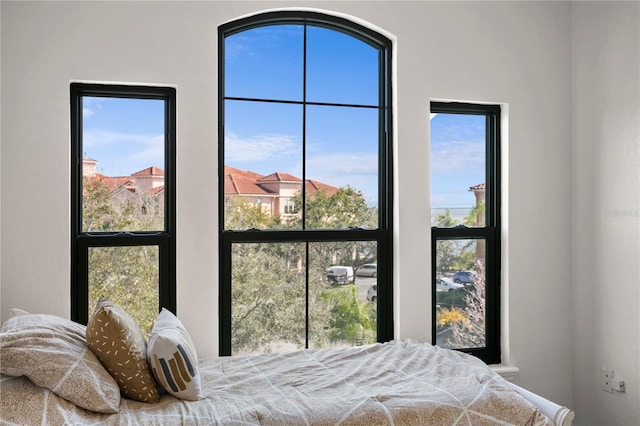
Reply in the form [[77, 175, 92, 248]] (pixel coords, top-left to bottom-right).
[[71, 83, 176, 335], [219, 12, 393, 356], [430, 102, 501, 364]]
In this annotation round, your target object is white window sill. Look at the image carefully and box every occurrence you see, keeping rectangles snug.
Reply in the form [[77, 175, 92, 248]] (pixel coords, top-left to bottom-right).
[[491, 365, 520, 381]]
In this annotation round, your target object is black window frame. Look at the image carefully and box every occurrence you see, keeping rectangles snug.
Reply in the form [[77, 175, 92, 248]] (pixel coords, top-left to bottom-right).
[[218, 11, 394, 356], [70, 83, 177, 324], [430, 101, 501, 364]]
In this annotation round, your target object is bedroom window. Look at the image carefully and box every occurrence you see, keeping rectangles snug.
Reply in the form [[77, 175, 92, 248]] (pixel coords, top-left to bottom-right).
[[70, 83, 176, 336], [219, 12, 393, 356], [430, 102, 501, 364]]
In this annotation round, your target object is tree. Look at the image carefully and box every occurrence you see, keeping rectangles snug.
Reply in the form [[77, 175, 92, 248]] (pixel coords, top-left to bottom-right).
[[323, 285, 376, 345], [433, 208, 477, 273], [224, 197, 279, 230], [291, 187, 378, 269], [84, 178, 162, 336], [226, 189, 378, 354], [448, 262, 486, 348]]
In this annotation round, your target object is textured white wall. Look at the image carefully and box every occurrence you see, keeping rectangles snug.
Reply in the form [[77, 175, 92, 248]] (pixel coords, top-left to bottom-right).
[[572, 2, 640, 425], [1, 0, 574, 408]]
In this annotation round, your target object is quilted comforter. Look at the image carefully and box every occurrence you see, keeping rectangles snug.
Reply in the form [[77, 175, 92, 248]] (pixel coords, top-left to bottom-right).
[[1, 339, 553, 425]]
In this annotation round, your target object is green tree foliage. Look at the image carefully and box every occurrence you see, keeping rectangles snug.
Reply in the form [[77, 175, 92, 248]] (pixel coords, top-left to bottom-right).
[[83, 178, 162, 336], [323, 285, 376, 345], [291, 187, 377, 269], [433, 208, 478, 273], [296, 186, 376, 230], [224, 197, 279, 230], [226, 188, 377, 354]]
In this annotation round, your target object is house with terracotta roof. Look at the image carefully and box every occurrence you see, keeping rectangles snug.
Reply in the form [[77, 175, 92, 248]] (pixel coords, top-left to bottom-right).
[[224, 166, 338, 218], [83, 158, 165, 217]]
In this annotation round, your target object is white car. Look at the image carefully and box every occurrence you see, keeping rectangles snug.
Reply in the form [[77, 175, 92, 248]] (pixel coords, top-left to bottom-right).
[[326, 266, 354, 284], [356, 263, 377, 277], [366, 284, 377, 302], [436, 277, 464, 292]]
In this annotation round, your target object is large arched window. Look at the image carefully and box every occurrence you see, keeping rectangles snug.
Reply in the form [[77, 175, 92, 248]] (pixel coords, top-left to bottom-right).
[[219, 11, 393, 356]]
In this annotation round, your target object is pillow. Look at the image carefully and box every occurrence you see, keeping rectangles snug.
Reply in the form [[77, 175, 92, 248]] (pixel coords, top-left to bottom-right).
[[147, 308, 202, 400], [86, 298, 159, 403], [8, 308, 30, 317], [0, 313, 121, 413]]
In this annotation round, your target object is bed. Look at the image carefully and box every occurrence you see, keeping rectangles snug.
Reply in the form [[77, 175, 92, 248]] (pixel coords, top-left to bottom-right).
[[0, 307, 574, 425]]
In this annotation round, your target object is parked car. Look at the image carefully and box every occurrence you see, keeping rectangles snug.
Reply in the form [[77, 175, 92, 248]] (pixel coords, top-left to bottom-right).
[[453, 270, 477, 284], [326, 266, 354, 284], [436, 277, 464, 292], [356, 263, 377, 277], [366, 284, 377, 302]]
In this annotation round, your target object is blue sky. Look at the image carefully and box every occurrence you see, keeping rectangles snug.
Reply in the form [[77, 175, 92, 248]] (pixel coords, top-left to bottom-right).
[[81, 25, 484, 210], [82, 96, 164, 177], [430, 113, 485, 209]]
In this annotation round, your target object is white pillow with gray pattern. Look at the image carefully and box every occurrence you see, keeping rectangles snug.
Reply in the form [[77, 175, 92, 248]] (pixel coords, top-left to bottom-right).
[[0, 313, 121, 413], [147, 308, 202, 400]]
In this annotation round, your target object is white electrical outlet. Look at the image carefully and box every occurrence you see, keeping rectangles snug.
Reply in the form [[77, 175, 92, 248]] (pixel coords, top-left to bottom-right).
[[601, 367, 613, 392], [612, 378, 626, 393]]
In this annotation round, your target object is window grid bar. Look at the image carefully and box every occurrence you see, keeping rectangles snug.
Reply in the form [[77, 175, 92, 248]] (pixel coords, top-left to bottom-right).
[[224, 96, 378, 110]]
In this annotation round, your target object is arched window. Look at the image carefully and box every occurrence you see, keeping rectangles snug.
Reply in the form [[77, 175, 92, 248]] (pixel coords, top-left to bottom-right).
[[219, 11, 393, 356]]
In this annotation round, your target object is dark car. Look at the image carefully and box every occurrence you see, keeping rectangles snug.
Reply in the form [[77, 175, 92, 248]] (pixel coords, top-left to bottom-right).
[[453, 270, 477, 284]]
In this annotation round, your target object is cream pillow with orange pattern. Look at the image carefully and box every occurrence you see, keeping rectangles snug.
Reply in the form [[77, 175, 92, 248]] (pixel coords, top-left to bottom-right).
[[147, 308, 202, 400], [86, 298, 159, 403]]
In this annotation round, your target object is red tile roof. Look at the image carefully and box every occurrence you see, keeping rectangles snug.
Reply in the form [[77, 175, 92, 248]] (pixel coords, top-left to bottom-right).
[[83, 174, 136, 195], [224, 166, 338, 197], [258, 172, 302, 183], [469, 183, 485, 191], [150, 185, 165, 195], [132, 166, 164, 176], [224, 166, 264, 181], [225, 173, 274, 195], [306, 179, 338, 196]]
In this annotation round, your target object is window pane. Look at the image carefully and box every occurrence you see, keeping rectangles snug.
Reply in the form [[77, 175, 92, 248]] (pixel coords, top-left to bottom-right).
[[308, 241, 377, 349], [434, 238, 486, 349], [82, 97, 165, 232], [430, 113, 486, 227], [306, 26, 378, 106], [88, 246, 159, 337], [224, 100, 303, 230], [231, 241, 378, 355], [225, 26, 303, 101], [305, 105, 378, 229], [231, 243, 306, 355]]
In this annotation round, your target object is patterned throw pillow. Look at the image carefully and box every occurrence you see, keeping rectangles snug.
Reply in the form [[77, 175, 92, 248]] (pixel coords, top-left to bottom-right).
[[86, 298, 159, 403], [0, 313, 121, 413], [147, 308, 202, 400]]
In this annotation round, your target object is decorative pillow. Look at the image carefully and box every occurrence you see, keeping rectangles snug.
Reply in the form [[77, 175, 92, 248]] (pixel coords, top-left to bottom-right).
[[147, 308, 202, 400], [0, 313, 121, 413], [86, 298, 159, 403]]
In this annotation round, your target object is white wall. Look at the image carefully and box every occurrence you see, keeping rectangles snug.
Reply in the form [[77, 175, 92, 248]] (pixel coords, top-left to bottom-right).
[[1, 0, 574, 409], [572, 2, 640, 425]]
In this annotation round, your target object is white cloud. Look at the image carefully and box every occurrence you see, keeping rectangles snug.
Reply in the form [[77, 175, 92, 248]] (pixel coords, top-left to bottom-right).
[[84, 129, 161, 148], [82, 97, 106, 119], [225, 131, 300, 163], [431, 139, 484, 174], [83, 129, 164, 174], [306, 153, 377, 181]]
